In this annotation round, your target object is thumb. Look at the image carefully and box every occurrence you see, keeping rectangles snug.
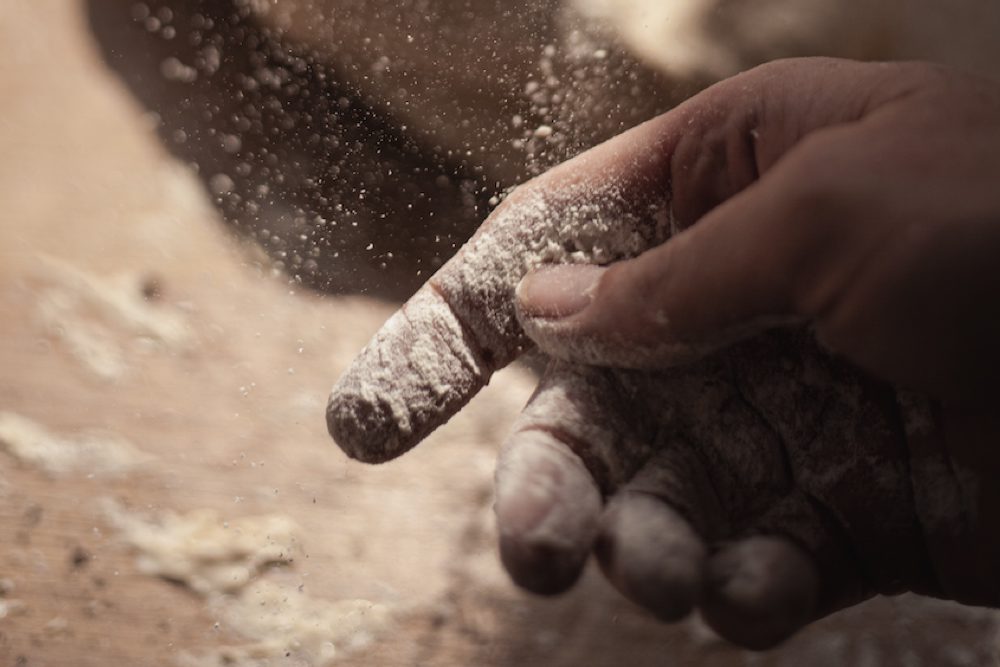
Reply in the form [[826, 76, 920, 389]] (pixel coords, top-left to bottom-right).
[[514, 132, 866, 368]]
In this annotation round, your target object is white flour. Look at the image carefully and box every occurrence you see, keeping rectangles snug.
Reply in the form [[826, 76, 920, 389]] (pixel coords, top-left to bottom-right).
[[32, 254, 191, 381], [328, 174, 670, 462], [104, 500, 392, 665], [0, 412, 151, 478], [178, 580, 391, 667], [103, 500, 300, 595]]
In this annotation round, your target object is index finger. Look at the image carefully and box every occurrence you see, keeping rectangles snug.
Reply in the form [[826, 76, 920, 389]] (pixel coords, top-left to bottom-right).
[[326, 127, 674, 462], [326, 57, 901, 463]]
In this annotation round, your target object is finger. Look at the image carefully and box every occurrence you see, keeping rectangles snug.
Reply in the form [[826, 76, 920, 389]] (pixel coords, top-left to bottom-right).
[[326, 287, 492, 462], [495, 429, 601, 595], [596, 494, 706, 622], [328, 122, 672, 462], [700, 536, 820, 651], [701, 492, 868, 651], [515, 66, 931, 370], [514, 131, 876, 369], [594, 443, 718, 622], [328, 58, 916, 461], [495, 361, 653, 594]]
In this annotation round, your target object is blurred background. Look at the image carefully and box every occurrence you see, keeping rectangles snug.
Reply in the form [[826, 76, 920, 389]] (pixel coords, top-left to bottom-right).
[[1, 1, 999, 665]]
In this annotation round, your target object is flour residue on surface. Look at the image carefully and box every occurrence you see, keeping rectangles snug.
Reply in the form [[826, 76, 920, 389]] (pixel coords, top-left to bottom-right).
[[0, 577, 26, 620], [0, 412, 151, 478], [33, 253, 191, 380], [178, 580, 391, 667], [104, 500, 393, 665], [103, 500, 300, 595]]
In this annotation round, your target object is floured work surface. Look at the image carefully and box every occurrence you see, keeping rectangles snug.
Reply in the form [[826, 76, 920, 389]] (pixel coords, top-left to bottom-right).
[[0, 2, 999, 666]]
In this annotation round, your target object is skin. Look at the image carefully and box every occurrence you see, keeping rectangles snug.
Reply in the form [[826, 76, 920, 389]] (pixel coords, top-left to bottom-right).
[[327, 58, 1000, 648]]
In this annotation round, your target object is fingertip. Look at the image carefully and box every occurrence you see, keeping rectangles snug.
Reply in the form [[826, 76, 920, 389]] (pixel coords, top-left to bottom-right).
[[495, 429, 602, 596], [596, 493, 706, 622], [326, 287, 491, 464], [499, 534, 590, 595], [326, 389, 401, 464], [700, 536, 820, 650]]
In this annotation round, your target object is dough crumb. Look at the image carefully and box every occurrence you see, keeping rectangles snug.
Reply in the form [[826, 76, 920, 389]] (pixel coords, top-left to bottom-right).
[[102, 500, 300, 595], [33, 254, 191, 380], [0, 412, 151, 478], [104, 500, 393, 665], [0, 599, 28, 619], [178, 580, 391, 667]]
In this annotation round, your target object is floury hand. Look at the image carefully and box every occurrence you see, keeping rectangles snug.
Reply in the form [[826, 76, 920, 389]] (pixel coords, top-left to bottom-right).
[[328, 58, 1000, 647]]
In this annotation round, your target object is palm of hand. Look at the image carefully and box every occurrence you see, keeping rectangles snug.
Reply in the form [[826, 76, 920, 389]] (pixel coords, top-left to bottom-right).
[[496, 329, 947, 647]]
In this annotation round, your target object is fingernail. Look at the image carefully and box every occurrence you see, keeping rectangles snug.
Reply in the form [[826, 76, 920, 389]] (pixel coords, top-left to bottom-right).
[[516, 264, 606, 319]]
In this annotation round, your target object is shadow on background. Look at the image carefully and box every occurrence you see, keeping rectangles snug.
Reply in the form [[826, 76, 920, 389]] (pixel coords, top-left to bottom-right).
[[87, 0, 488, 301]]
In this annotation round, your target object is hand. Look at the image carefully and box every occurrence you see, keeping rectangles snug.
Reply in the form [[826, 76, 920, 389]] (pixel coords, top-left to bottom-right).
[[327, 58, 1000, 646], [494, 331, 939, 649]]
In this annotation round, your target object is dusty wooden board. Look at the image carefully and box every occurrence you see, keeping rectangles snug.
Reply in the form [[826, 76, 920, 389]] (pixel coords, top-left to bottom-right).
[[0, 2, 998, 666]]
